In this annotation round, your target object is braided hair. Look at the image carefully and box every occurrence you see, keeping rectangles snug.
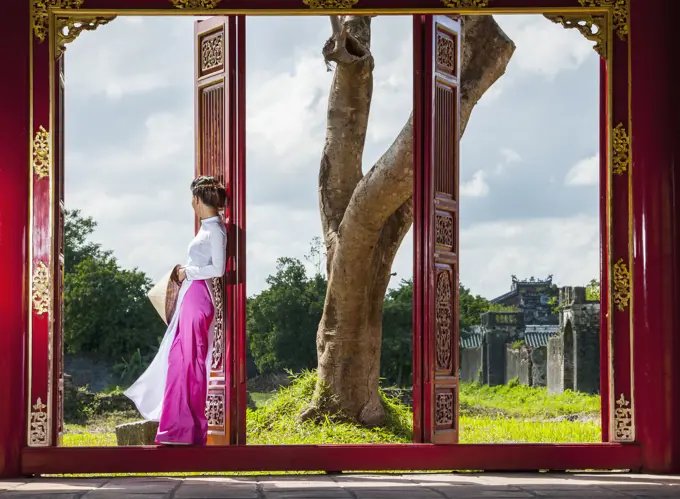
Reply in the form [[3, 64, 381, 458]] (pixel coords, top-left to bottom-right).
[[191, 176, 228, 210]]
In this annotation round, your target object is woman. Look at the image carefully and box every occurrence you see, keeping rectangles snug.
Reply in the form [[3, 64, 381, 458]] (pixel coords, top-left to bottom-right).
[[125, 176, 228, 446]]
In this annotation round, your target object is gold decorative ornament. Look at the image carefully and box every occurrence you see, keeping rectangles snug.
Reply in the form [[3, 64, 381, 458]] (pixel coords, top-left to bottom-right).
[[32, 126, 50, 180], [546, 14, 607, 59], [612, 258, 631, 312], [171, 0, 222, 8], [440, 0, 489, 7], [612, 123, 631, 175], [302, 0, 359, 8], [436, 34, 456, 75], [578, 0, 629, 40], [32, 261, 51, 316], [614, 393, 634, 441], [33, 0, 84, 42], [29, 397, 49, 446], [201, 32, 225, 73], [55, 16, 116, 58], [211, 278, 224, 370]]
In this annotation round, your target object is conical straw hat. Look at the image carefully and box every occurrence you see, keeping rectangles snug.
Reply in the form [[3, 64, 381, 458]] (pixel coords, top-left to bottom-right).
[[148, 265, 181, 325]]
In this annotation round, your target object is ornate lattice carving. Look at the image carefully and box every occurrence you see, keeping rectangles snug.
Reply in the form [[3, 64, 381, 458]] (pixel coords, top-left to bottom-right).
[[32, 126, 50, 179], [201, 33, 224, 73], [435, 392, 454, 426], [613, 258, 631, 312], [32, 261, 51, 316], [440, 0, 489, 7], [579, 0, 629, 40], [211, 277, 224, 370], [612, 123, 631, 175], [546, 14, 607, 58], [436, 271, 453, 372], [55, 16, 116, 58], [303, 0, 359, 8], [435, 214, 454, 248], [170, 0, 222, 8], [205, 393, 225, 426], [614, 393, 634, 441], [33, 0, 84, 41], [436, 35, 456, 75], [29, 398, 49, 446]]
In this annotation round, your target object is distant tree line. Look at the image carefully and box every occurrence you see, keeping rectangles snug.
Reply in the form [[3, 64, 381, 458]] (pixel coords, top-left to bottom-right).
[[63, 211, 599, 389]]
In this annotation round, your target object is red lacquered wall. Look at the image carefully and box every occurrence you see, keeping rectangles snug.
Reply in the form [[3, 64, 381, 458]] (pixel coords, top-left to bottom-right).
[[0, 0, 29, 479], [630, 0, 680, 474]]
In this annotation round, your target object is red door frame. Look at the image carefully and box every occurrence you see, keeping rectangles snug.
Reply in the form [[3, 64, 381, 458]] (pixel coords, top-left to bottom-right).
[[3, 0, 679, 477]]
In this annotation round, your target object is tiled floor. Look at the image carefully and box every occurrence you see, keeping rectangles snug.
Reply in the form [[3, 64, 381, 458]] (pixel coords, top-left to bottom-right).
[[1, 473, 680, 498]]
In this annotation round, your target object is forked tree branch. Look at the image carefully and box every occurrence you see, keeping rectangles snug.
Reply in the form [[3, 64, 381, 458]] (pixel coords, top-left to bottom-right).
[[339, 16, 516, 240]]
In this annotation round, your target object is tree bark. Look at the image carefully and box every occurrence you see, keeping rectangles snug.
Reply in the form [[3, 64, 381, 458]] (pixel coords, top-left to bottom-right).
[[305, 15, 516, 425]]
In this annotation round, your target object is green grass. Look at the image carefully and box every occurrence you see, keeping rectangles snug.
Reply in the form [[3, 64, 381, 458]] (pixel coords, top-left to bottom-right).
[[246, 372, 412, 445], [460, 381, 600, 420], [249, 391, 275, 408], [460, 416, 600, 443], [62, 373, 601, 449]]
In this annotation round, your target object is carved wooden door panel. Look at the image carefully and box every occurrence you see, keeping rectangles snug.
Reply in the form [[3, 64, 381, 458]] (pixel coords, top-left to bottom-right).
[[194, 16, 238, 446], [414, 15, 461, 444]]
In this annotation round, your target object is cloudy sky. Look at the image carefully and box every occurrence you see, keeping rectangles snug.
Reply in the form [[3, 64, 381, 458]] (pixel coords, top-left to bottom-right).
[[64, 14, 599, 300]]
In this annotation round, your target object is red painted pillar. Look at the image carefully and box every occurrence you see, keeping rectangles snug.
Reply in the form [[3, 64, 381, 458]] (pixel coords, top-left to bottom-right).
[[0, 0, 30, 479], [630, 0, 680, 474]]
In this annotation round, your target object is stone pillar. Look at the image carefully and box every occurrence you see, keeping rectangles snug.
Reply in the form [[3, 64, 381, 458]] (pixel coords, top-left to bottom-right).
[[0, 0, 30, 478], [530, 346, 547, 387], [574, 306, 600, 394], [547, 336, 563, 395], [485, 331, 509, 387]]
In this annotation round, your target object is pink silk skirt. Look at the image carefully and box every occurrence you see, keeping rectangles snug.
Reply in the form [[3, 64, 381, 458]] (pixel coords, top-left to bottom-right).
[[155, 280, 214, 446]]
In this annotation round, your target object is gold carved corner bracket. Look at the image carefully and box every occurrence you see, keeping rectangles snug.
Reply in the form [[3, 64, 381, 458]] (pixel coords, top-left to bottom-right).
[[578, 0, 629, 41], [545, 14, 607, 59], [55, 16, 116, 59], [613, 393, 634, 442], [302, 0, 359, 8], [612, 123, 631, 175], [32, 261, 51, 316], [170, 0, 222, 8], [440, 0, 489, 7], [613, 258, 631, 312], [33, 126, 50, 180], [33, 0, 84, 42]]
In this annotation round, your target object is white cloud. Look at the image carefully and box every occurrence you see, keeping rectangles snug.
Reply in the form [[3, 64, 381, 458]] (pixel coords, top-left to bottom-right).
[[501, 148, 522, 164], [64, 15, 600, 299], [565, 154, 599, 186], [247, 54, 332, 170], [494, 148, 522, 175], [458, 215, 599, 298], [388, 214, 599, 300], [496, 15, 595, 80], [461, 171, 490, 198]]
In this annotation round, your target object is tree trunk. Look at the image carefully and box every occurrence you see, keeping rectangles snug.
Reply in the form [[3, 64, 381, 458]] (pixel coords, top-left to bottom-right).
[[305, 15, 515, 425]]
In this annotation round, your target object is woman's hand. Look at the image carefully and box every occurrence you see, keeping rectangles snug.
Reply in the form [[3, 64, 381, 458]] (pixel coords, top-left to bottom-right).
[[178, 267, 187, 282]]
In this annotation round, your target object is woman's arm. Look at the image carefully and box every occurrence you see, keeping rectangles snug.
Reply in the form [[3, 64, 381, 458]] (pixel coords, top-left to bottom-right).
[[183, 228, 227, 281]]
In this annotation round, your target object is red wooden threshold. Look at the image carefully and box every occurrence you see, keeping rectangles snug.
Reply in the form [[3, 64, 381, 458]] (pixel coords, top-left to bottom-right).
[[22, 444, 641, 475]]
